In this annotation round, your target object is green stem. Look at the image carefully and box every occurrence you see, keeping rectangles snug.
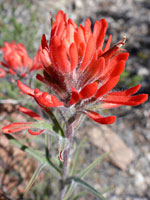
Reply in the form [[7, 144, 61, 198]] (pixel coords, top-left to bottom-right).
[[45, 133, 49, 149]]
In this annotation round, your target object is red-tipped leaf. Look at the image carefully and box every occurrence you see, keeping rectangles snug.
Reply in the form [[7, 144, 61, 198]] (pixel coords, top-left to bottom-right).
[[109, 85, 141, 96], [102, 94, 148, 106], [28, 129, 45, 135], [79, 82, 98, 99], [95, 76, 120, 98], [85, 110, 116, 124], [34, 90, 64, 107], [19, 107, 42, 121], [2, 122, 32, 134], [17, 80, 34, 97]]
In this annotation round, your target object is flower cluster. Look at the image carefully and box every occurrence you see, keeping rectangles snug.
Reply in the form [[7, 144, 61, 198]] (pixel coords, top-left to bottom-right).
[[2, 10, 148, 134], [0, 41, 42, 78]]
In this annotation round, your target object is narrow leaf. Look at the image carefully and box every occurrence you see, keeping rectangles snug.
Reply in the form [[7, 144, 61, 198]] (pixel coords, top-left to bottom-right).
[[32, 121, 53, 130], [67, 177, 106, 200], [62, 181, 77, 200], [79, 152, 109, 178], [63, 138, 87, 200], [24, 163, 46, 194], [70, 137, 87, 176], [65, 148, 108, 199], [45, 108, 65, 137], [5, 134, 61, 177]]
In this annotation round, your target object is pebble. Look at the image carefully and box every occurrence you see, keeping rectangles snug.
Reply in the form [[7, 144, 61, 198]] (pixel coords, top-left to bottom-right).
[[134, 172, 147, 192], [138, 67, 149, 76]]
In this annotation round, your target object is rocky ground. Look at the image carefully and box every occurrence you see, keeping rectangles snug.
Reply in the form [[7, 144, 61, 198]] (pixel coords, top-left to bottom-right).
[[0, 0, 150, 199]]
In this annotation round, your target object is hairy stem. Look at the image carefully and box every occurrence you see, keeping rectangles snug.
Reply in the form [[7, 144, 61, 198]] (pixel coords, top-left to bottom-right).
[[60, 122, 74, 200]]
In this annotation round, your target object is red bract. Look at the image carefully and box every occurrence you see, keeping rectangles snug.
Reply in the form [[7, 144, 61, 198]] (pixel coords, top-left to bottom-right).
[[0, 41, 42, 78], [17, 80, 64, 108], [2, 107, 44, 135]]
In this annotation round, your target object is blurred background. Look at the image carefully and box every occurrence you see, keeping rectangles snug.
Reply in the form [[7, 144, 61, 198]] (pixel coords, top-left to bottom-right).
[[0, 0, 150, 199]]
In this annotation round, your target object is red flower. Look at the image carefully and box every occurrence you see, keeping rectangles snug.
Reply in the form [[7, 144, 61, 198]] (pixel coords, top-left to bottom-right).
[[2, 10, 148, 135], [0, 41, 42, 78], [37, 10, 148, 124]]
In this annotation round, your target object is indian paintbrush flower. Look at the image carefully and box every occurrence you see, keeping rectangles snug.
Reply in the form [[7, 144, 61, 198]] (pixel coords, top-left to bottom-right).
[[1, 10, 149, 200], [0, 41, 42, 78], [2, 10, 148, 134]]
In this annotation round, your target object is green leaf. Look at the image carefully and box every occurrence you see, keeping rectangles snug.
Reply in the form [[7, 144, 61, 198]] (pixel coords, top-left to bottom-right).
[[64, 149, 108, 200], [33, 121, 70, 151], [79, 152, 109, 178], [24, 163, 46, 194], [5, 134, 61, 178], [66, 177, 106, 200], [62, 181, 76, 200], [45, 109, 64, 137], [32, 121, 53, 131], [70, 137, 87, 176], [33, 121, 67, 142], [62, 138, 87, 200]]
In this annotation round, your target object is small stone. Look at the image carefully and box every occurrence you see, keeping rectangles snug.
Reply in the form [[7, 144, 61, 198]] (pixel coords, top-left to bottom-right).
[[115, 185, 124, 195], [86, 126, 134, 170], [75, 0, 83, 8], [134, 172, 145, 186], [134, 171, 147, 193], [138, 67, 149, 76]]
